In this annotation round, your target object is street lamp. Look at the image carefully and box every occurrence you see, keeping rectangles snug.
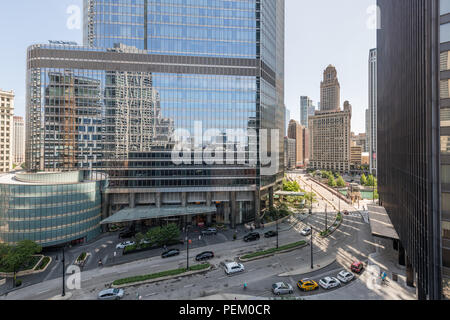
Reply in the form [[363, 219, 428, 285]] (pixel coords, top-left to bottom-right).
[[62, 246, 66, 297], [325, 204, 328, 231], [185, 226, 191, 271], [276, 209, 279, 249]]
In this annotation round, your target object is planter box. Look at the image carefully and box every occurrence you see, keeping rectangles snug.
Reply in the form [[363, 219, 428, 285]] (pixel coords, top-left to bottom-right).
[[239, 243, 308, 262], [111, 266, 212, 289], [0, 255, 52, 278]]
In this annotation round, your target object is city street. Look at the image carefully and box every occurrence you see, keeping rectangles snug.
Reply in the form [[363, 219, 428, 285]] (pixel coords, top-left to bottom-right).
[[0, 171, 389, 300]]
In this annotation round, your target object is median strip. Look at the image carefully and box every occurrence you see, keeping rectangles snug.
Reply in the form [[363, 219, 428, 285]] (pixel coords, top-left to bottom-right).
[[239, 241, 308, 262], [111, 263, 211, 288]]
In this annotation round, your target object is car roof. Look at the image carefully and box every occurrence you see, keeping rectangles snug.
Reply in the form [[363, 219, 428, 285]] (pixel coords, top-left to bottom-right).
[[99, 289, 117, 295], [226, 262, 240, 267]]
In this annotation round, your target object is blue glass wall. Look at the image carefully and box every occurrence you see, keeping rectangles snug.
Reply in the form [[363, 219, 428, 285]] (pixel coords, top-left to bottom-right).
[[0, 180, 102, 247], [84, 0, 257, 59]]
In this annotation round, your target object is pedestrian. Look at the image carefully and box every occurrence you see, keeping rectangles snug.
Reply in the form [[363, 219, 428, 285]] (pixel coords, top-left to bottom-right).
[[199, 235, 202, 241]]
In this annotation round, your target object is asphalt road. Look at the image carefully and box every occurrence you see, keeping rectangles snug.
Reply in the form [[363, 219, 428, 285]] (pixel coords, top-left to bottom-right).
[[1, 171, 377, 300]]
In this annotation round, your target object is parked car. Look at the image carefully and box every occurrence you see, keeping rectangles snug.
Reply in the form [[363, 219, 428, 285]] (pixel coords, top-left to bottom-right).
[[140, 239, 152, 245], [301, 227, 312, 236], [337, 270, 354, 283], [297, 278, 319, 291], [161, 249, 180, 258], [201, 228, 218, 236], [119, 229, 135, 239], [244, 232, 260, 242], [351, 261, 364, 274], [195, 251, 215, 261], [264, 231, 278, 238], [116, 241, 135, 249], [319, 277, 341, 290], [272, 282, 294, 295], [343, 210, 349, 216], [224, 262, 245, 275], [97, 288, 124, 300]]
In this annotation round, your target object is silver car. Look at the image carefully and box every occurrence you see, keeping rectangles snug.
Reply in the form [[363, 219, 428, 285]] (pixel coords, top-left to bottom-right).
[[301, 227, 312, 236], [319, 277, 341, 290], [337, 270, 354, 283], [97, 288, 124, 300], [272, 282, 294, 295]]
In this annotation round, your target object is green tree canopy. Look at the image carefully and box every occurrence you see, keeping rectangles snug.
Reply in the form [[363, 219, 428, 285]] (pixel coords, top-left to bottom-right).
[[367, 175, 377, 187], [282, 180, 300, 192], [360, 174, 367, 186], [336, 176, 346, 188], [328, 176, 337, 188]]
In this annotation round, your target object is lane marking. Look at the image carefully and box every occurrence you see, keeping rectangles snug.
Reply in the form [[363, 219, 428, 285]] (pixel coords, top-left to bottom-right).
[[146, 293, 158, 297]]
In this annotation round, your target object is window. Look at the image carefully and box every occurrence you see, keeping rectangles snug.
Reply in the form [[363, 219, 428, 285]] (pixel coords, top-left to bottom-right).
[[441, 51, 450, 71], [442, 0, 450, 15], [441, 23, 450, 43]]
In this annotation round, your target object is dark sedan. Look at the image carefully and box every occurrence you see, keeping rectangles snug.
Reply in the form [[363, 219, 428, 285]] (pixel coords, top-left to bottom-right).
[[195, 251, 215, 261], [244, 232, 260, 242], [264, 231, 278, 238], [161, 249, 180, 259]]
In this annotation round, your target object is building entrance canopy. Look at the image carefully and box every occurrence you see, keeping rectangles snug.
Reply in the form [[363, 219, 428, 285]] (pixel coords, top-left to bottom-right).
[[100, 205, 217, 225], [367, 204, 399, 240], [274, 191, 305, 197]]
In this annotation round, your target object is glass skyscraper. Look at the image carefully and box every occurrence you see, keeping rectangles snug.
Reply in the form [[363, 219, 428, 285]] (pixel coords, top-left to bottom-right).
[[26, 0, 285, 228]]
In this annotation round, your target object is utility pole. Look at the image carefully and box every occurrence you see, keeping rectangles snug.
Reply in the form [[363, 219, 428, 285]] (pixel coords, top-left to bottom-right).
[[325, 204, 328, 231], [185, 226, 190, 271], [62, 246, 66, 297], [276, 210, 279, 249], [310, 227, 314, 269]]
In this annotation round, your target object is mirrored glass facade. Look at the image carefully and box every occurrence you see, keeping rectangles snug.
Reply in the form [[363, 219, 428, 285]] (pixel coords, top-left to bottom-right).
[[26, 0, 285, 226]]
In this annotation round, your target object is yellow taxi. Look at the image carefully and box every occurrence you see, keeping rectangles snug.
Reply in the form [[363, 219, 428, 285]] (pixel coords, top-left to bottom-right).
[[297, 278, 319, 292]]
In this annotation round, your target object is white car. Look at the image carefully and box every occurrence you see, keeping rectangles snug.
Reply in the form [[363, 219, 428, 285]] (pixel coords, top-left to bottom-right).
[[224, 262, 245, 275], [301, 227, 312, 236], [97, 288, 124, 300], [319, 277, 341, 290], [337, 270, 354, 283], [116, 241, 135, 249], [272, 282, 294, 295]]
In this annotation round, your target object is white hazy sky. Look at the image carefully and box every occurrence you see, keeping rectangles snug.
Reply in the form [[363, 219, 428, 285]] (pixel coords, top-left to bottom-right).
[[0, 0, 376, 134], [285, 0, 376, 134]]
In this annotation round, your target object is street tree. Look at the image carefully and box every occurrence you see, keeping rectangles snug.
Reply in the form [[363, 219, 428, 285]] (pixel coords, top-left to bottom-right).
[[336, 176, 346, 188], [360, 174, 368, 186], [1, 240, 41, 286], [328, 176, 337, 188]]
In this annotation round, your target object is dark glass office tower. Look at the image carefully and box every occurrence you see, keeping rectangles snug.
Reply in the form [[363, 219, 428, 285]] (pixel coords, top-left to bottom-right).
[[377, 0, 442, 299], [26, 0, 285, 227]]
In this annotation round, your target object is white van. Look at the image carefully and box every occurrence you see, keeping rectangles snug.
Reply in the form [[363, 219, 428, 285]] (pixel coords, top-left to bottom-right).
[[224, 262, 245, 275]]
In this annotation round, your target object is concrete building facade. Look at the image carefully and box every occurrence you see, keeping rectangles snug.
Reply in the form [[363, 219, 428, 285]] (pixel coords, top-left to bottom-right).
[[12, 116, 25, 165], [308, 101, 352, 173], [284, 137, 296, 170], [0, 90, 14, 173], [288, 120, 305, 167], [351, 132, 368, 153], [320, 65, 340, 112]]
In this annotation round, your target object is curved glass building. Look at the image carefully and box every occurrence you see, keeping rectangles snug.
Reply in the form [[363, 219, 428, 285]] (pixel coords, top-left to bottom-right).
[[0, 171, 105, 247]]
